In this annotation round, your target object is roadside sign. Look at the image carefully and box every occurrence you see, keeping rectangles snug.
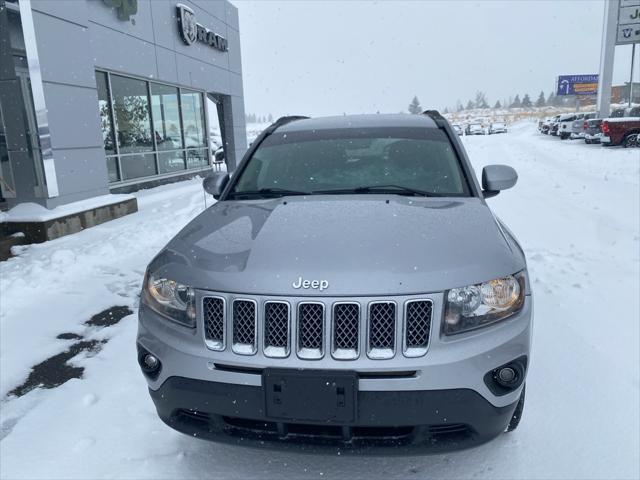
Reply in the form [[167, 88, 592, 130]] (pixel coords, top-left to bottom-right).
[[617, 23, 640, 44], [617, 1, 640, 44], [557, 74, 599, 96], [619, 5, 640, 25]]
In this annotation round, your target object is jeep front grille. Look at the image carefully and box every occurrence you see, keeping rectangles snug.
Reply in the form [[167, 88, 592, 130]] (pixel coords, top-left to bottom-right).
[[404, 300, 432, 356], [368, 302, 396, 359], [232, 299, 257, 355], [297, 303, 324, 359], [264, 301, 290, 358], [203, 297, 225, 350], [200, 294, 432, 360], [332, 303, 359, 359]]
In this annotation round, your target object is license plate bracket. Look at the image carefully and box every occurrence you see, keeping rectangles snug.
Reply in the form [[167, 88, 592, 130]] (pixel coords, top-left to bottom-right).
[[263, 369, 357, 423]]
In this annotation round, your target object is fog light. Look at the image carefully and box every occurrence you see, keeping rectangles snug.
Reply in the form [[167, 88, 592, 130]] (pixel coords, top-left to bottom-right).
[[137, 344, 162, 379], [143, 354, 159, 371], [496, 366, 517, 385]]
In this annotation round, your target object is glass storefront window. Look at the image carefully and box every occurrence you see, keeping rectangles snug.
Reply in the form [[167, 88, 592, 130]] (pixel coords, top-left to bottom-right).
[[96, 72, 212, 183], [181, 89, 207, 147], [111, 74, 153, 155], [106, 156, 119, 183], [96, 71, 116, 156], [150, 83, 185, 174], [120, 153, 157, 181]]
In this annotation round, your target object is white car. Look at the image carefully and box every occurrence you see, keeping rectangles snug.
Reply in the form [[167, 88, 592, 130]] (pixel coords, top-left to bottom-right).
[[489, 122, 507, 134], [466, 123, 484, 135], [557, 113, 578, 140], [452, 124, 463, 136]]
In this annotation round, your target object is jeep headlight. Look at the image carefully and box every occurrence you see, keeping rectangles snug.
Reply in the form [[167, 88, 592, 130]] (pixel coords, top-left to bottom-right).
[[443, 272, 525, 335], [144, 273, 196, 328]]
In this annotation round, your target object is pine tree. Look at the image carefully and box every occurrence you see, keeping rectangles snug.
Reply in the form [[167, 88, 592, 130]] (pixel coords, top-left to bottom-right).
[[408, 96, 422, 114], [443, 107, 449, 114], [521, 94, 532, 108], [465, 99, 475, 110], [494, 100, 502, 109], [511, 95, 522, 108], [456, 100, 464, 112], [535, 91, 546, 107], [547, 91, 555, 106], [267, 113, 274, 122], [475, 91, 489, 109]]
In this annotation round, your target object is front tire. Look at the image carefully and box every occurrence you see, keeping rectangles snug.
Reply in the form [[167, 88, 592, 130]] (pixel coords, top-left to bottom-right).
[[506, 384, 525, 432]]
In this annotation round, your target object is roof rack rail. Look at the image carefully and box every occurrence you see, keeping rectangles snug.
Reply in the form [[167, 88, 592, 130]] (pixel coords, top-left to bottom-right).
[[421, 110, 446, 126], [266, 115, 310, 132]]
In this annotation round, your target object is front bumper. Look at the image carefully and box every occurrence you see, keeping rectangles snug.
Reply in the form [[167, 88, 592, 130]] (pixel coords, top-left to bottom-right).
[[149, 376, 519, 453], [138, 292, 532, 450]]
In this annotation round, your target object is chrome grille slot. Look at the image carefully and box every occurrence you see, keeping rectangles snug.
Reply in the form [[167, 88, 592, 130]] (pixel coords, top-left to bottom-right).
[[264, 301, 290, 358], [232, 299, 257, 355], [297, 302, 324, 359], [404, 300, 432, 356], [368, 302, 396, 359], [203, 297, 225, 351], [332, 303, 359, 360]]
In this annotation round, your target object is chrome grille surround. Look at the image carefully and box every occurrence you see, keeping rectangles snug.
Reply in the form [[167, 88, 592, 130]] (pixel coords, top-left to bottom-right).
[[367, 301, 397, 360], [232, 299, 257, 355], [263, 301, 291, 358], [331, 302, 360, 360], [198, 292, 434, 361], [202, 296, 225, 351], [403, 299, 433, 357], [297, 302, 325, 360]]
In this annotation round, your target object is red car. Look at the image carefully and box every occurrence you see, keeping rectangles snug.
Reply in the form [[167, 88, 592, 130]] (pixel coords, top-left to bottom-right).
[[601, 107, 640, 147]]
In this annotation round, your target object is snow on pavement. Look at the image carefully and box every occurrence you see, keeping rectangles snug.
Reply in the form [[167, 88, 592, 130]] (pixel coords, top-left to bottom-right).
[[0, 122, 638, 479]]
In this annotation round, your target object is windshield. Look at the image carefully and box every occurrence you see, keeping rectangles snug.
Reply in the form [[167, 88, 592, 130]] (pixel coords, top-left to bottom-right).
[[229, 127, 470, 197]]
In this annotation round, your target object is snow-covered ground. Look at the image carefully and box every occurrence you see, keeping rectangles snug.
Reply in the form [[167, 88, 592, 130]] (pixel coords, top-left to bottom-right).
[[1, 122, 638, 479]]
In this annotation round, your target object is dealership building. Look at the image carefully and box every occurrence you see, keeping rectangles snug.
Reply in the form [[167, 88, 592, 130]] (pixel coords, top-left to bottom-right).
[[0, 0, 246, 242]]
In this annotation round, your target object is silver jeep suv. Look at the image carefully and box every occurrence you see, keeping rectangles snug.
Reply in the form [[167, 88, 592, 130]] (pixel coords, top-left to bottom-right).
[[137, 111, 532, 452]]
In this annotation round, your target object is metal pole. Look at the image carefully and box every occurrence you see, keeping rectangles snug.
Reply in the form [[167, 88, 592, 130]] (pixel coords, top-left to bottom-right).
[[630, 43, 636, 108], [597, 0, 619, 118]]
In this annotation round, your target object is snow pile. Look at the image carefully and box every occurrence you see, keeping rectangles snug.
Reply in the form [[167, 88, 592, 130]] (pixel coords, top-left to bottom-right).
[[0, 125, 639, 479]]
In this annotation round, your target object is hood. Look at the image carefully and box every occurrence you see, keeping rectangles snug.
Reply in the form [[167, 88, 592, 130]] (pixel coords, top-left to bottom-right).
[[152, 195, 525, 296]]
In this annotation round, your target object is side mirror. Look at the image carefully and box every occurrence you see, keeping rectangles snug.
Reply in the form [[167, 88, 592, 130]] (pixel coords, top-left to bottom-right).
[[203, 172, 229, 199], [482, 165, 518, 198], [214, 148, 225, 163]]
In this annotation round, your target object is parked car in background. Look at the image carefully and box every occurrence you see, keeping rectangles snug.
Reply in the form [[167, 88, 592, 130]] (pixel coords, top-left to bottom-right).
[[557, 113, 578, 140], [540, 117, 553, 134], [452, 124, 463, 136], [571, 113, 595, 139], [549, 115, 561, 136], [466, 123, 484, 135], [601, 108, 640, 147], [489, 122, 508, 134], [584, 118, 603, 144]]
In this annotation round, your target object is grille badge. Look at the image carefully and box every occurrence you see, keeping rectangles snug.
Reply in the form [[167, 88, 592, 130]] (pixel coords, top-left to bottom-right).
[[292, 277, 329, 291]]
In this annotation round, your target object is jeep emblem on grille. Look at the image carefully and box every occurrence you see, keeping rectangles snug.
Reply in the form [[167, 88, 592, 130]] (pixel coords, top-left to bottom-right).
[[292, 277, 329, 291]]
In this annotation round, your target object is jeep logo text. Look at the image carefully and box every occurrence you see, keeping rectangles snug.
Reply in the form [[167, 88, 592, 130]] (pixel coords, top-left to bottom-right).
[[292, 277, 329, 291]]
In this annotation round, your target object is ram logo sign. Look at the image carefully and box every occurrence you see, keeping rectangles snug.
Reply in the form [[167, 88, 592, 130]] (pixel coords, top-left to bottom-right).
[[176, 4, 228, 52]]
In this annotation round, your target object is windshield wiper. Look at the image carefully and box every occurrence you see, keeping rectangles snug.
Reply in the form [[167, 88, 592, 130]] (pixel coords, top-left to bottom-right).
[[227, 187, 311, 199], [314, 185, 446, 197]]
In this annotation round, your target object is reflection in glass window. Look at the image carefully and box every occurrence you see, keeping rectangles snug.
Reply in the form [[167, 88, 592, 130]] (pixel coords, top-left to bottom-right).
[[150, 83, 185, 174], [180, 89, 206, 147], [96, 71, 115, 156], [106, 157, 119, 183], [120, 153, 157, 181], [111, 75, 153, 155]]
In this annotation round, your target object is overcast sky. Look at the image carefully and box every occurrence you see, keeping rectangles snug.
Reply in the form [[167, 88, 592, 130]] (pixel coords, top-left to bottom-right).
[[234, 0, 638, 118]]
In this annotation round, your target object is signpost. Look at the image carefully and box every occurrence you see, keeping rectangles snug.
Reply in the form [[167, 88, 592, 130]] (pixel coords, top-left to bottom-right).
[[556, 74, 599, 96], [597, 0, 640, 117]]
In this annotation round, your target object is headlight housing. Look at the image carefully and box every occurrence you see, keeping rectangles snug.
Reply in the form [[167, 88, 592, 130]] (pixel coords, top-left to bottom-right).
[[143, 273, 196, 328], [443, 272, 526, 335]]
